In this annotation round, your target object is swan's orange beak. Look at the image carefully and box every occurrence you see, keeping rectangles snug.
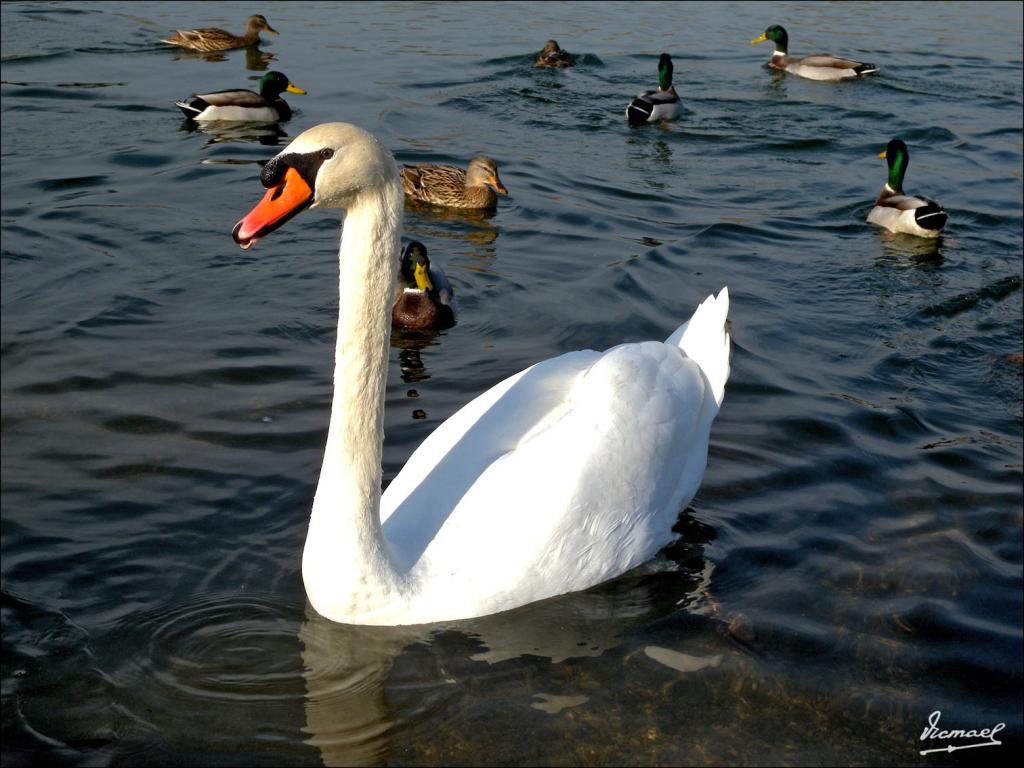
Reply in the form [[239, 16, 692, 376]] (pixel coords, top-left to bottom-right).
[[232, 166, 313, 250]]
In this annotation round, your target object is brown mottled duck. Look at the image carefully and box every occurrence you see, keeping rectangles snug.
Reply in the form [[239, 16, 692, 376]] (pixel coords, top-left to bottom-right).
[[400, 156, 508, 210], [161, 14, 278, 52]]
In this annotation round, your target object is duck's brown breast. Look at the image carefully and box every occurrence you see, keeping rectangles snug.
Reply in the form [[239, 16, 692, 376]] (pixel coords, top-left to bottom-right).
[[392, 292, 455, 330], [465, 184, 498, 210]]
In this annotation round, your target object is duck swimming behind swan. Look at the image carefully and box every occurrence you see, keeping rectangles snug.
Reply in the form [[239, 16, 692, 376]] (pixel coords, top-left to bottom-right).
[[392, 241, 457, 330], [232, 123, 731, 626]]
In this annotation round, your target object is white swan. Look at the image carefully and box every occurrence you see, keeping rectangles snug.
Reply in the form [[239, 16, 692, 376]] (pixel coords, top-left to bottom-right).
[[232, 123, 731, 626]]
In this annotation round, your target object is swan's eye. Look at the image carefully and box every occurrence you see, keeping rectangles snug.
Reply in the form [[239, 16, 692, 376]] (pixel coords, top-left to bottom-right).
[[320, 148, 334, 160]]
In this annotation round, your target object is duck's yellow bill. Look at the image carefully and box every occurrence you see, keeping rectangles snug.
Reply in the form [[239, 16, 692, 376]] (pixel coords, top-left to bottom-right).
[[287, 83, 306, 95], [414, 262, 434, 292], [232, 166, 314, 250], [878, 150, 887, 158], [751, 33, 767, 45]]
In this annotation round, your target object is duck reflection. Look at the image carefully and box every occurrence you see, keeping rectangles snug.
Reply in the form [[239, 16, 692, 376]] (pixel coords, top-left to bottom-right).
[[625, 137, 674, 189], [873, 229, 944, 265], [243, 46, 276, 71], [402, 207, 500, 273], [169, 45, 276, 71], [179, 119, 288, 146], [300, 512, 716, 765], [405, 201, 499, 233], [390, 328, 443, 384], [765, 68, 788, 91]]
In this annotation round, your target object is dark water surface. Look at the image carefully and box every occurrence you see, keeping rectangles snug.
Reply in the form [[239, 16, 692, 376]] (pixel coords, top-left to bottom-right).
[[2, 1, 1022, 765]]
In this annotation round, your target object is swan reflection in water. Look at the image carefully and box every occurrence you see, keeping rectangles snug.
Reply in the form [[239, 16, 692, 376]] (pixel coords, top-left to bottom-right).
[[300, 513, 724, 766]]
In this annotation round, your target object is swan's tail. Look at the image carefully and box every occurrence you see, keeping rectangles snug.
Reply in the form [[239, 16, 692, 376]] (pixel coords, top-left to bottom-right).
[[665, 287, 731, 407]]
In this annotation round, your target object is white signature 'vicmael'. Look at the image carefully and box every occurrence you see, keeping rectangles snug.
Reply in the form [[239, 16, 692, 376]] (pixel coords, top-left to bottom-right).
[[919, 710, 1005, 755]]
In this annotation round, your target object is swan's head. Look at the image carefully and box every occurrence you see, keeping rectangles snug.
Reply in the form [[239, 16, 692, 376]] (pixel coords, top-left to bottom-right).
[[232, 122, 399, 250]]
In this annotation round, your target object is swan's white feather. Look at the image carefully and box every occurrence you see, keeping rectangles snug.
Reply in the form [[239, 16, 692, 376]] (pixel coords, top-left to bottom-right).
[[262, 123, 734, 626], [378, 288, 730, 622]]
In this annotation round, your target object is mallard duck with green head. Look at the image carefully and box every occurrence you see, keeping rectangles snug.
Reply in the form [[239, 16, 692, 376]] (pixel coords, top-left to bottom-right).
[[867, 139, 947, 237], [751, 25, 877, 81], [162, 14, 278, 52], [175, 71, 306, 122], [392, 242, 457, 330], [626, 53, 682, 125], [400, 156, 508, 210]]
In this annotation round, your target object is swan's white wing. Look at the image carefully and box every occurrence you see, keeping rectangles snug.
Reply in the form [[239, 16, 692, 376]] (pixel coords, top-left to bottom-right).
[[380, 348, 601, 536], [381, 340, 716, 618]]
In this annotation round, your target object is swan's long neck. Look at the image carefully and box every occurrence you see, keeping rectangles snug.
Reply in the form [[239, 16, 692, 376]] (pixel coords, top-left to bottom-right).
[[304, 179, 405, 622]]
